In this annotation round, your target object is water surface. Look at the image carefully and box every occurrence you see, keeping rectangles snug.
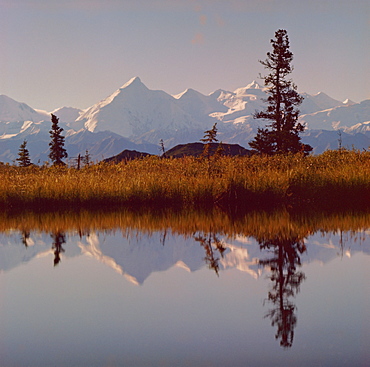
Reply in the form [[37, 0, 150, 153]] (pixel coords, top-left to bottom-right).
[[0, 210, 369, 366]]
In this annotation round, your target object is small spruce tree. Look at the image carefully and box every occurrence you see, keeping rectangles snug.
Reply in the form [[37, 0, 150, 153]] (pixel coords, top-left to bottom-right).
[[16, 139, 32, 167], [201, 123, 218, 159], [83, 150, 91, 166], [159, 139, 166, 158], [49, 114, 68, 165]]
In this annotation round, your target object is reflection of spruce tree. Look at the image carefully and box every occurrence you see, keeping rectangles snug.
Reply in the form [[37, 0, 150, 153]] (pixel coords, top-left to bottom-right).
[[195, 232, 226, 276], [51, 232, 66, 267], [21, 230, 31, 247], [258, 234, 306, 348]]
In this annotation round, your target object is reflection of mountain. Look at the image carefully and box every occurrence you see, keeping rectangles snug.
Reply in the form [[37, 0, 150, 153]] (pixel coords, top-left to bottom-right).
[[0, 232, 50, 272], [1, 230, 369, 283], [78, 232, 207, 285], [0, 232, 80, 273]]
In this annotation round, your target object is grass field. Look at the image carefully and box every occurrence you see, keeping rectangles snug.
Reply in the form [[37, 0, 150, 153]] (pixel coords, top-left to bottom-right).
[[1, 149, 369, 211]]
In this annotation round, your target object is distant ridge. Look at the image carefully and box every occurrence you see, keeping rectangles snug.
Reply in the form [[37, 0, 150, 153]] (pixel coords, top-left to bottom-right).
[[103, 142, 251, 163], [103, 149, 152, 163], [163, 142, 251, 158]]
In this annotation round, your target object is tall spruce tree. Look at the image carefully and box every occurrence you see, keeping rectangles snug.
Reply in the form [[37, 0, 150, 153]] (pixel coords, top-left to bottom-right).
[[49, 114, 68, 165], [16, 139, 32, 167], [249, 29, 312, 155]]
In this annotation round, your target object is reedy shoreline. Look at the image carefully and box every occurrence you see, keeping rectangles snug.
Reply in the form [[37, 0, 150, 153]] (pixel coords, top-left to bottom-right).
[[1, 149, 369, 212], [1, 207, 369, 238]]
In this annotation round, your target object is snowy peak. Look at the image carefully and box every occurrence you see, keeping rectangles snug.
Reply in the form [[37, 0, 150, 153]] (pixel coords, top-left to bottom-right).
[[300, 92, 344, 115], [310, 91, 343, 110], [76, 77, 206, 137], [208, 82, 266, 120], [174, 88, 227, 119], [0, 94, 48, 123], [101, 77, 149, 108], [343, 98, 355, 106], [233, 81, 266, 99], [51, 106, 83, 123], [245, 80, 263, 90], [119, 76, 146, 90], [173, 88, 200, 100], [51, 106, 85, 131]]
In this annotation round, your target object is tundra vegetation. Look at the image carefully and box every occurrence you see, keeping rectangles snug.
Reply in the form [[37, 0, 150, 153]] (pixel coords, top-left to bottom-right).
[[0, 149, 369, 212]]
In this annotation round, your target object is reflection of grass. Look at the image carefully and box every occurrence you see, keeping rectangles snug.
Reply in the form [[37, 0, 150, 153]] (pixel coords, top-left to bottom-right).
[[0, 149, 369, 211], [0, 208, 369, 238]]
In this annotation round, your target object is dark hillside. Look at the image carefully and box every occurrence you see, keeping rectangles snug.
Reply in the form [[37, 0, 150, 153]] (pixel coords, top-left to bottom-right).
[[165, 142, 251, 158], [104, 149, 152, 163], [104, 143, 251, 163]]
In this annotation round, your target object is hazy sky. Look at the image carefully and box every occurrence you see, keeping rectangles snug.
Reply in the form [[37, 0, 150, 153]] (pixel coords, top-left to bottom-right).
[[0, 0, 369, 111]]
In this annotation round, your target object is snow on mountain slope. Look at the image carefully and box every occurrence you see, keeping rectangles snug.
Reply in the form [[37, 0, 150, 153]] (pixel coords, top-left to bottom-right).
[[300, 92, 344, 115], [299, 99, 370, 130], [0, 95, 49, 137], [77, 77, 205, 137], [173, 87, 227, 123], [210, 81, 266, 123], [344, 120, 370, 134], [51, 106, 83, 123], [0, 95, 48, 123], [211, 83, 346, 126], [51, 106, 85, 131]]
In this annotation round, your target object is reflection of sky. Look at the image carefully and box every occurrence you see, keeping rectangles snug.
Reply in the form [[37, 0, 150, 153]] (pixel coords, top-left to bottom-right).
[[0, 230, 369, 366]]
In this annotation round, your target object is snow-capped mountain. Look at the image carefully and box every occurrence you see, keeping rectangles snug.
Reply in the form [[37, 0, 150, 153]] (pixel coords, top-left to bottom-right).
[[0, 95, 49, 138], [0, 94, 48, 124], [51, 106, 85, 131], [299, 99, 370, 130], [77, 77, 210, 137], [73, 77, 369, 153], [344, 120, 370, 134], [0, 77, 369, 163], [300, 91, 345, 115]]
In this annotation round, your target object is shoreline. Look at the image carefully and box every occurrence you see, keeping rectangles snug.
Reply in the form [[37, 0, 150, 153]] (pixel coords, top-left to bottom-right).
[[1, 149, 369, 212]]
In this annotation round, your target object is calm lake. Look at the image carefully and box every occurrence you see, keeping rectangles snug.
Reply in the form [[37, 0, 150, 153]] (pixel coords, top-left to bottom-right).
[[0, 209, 369, 367]]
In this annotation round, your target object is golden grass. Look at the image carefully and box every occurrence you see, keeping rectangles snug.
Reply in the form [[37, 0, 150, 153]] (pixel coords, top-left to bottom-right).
[[0, 149, 369, 211]]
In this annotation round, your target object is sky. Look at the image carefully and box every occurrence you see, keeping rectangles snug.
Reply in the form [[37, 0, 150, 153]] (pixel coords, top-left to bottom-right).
[[0, 0, 369, 112]]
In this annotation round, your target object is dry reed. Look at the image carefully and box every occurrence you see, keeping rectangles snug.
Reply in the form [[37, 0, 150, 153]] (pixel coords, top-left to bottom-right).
[[0, 149, 369, 211]]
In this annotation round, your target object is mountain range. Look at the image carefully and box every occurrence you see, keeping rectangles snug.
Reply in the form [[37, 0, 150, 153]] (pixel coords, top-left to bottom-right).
[[0, 77, 369, 164]]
